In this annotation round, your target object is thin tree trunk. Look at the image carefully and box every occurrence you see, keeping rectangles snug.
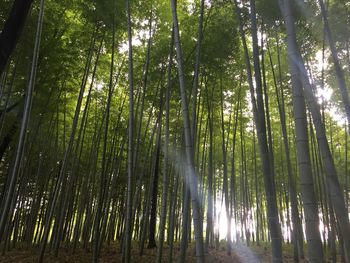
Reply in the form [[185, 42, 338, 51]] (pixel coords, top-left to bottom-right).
[[191, 0, 205, 155], [0, 0, 33, 75], [156, 26, 174, 263], [267, 38, 304, 261], [0, 0, 45, 239], [235, 1, 283, 260], [93, 11, 116, 261], [205, 84, 214, 251], [279, 0, 324, 261], [281, 1, 350, 261], [219, 78, 231, 254], [123, 0, 134, 261], [170, 0, 205, 262], [133, 13, 153, 177], [38, 21, 96, 263], [230, 80, 241, 244], [148, 120, 162, 249]]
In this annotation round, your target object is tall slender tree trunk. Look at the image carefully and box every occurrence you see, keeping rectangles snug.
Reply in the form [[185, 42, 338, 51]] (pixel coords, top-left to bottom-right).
[[281, 1, 350, 261], [279, 0, 324, 261], [0, 0, 45, 240], [38, 19, 96, 263], [148, 120, 161, 249], [123, 0, 134, 261], [219, 79, 231, 254], [267, 39, 304, 261], [346, 123, 349, 210], [235, 1, 283, 261], [191, 0, 204, 154], [0, 0, 33, 75], [133, 13, 153, 178], [205, 84, 214, 250], [170, 0, 205, 262], [156, 27, 174, 263], [93, 11, 116, 261], [230, 81, 240, 244]]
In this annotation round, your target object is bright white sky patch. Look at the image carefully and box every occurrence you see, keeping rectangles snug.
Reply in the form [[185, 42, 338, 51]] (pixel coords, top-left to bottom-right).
[[119, 19, 151, 53], [119, 38, 141, 53], [316, 85, 333, 103], [312, 49, 347, 126], [315, 50, 328, 72], [96, 83, 104, 91]]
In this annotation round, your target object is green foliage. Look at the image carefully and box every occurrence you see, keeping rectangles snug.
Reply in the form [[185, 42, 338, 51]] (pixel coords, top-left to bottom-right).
[[201, 2, 239, 71], [0, 0, 349, 257]]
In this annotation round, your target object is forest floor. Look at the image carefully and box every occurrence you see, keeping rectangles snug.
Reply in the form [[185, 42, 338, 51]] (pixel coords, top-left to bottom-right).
[[0, 244, 236, 263], [0, 242, 339, 262]]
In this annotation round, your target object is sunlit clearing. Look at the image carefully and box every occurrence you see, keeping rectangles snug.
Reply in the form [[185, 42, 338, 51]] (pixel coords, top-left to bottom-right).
[[214, 195, 335, 244], [214, 198, 239, 242], [215, 198, 228, 240]]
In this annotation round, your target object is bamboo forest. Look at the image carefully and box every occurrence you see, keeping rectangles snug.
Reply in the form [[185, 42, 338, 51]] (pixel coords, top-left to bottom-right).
[[1, 0, 350, 262]]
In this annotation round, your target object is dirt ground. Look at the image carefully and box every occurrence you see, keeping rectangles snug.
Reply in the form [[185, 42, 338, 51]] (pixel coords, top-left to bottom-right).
[[0, 242, 342, 262], [0, 244, 241, 263]]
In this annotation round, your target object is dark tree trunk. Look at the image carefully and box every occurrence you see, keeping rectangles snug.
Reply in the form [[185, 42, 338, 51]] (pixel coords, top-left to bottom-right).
[[0, 0, 33, 75], [279, 0, 326, 261], [148, 124, 161, 249], [0, 98, 24, 162], [0, 121, 18, 162], [123, 0, 134, 261], [235, 0, 283, 260]]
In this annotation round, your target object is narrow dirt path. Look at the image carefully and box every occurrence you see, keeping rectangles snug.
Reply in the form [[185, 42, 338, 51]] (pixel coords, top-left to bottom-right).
[[233, 242, 260, 263]]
